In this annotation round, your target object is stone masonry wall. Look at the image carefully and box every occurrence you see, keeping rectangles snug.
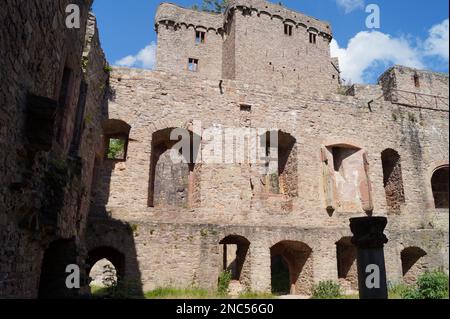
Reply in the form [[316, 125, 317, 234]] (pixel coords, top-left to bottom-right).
[[0, 0, 108, 298], [89, 66, 448, 294], [379, 65, 449, 111], [155, 3, 223, 79]]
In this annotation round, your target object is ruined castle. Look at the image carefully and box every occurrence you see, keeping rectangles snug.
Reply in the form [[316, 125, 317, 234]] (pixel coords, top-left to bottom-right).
[[0, 0, 448, 298]]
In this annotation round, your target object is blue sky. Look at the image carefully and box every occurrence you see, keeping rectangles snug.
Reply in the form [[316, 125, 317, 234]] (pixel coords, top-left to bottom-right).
[[92, 0, 449, 83]]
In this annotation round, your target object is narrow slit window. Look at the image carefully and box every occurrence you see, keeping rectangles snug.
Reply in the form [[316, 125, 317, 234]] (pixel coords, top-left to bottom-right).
[[188, 58, 199, 72], [309, 33, 317, 44], [284, 24, 293, 36], [195, 31, 206, 44], [413, 73, 420, 88]]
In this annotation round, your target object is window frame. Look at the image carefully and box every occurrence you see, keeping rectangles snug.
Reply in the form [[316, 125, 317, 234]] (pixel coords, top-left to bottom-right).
[[105, 134, 129, 162], [309, 32, 317, 44], [188, 58, 199, 72], [284, 24, 293, 36], [195, 30, 206, 44]]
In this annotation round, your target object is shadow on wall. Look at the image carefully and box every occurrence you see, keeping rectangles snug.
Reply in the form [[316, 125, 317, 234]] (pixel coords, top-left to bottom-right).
[[38, 238, 79, 299], [85, 218, 144, 298], [84, 88, 144, 298]]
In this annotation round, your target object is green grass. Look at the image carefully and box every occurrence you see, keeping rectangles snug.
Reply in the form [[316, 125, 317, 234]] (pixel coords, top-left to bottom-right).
[[144, 287, 277, 299], [90, 285, 113, 296], [238, 292, 276, 299], [388, 283, 412, 299], [145, 287, 214, 299], [339, 294, 359, 299]]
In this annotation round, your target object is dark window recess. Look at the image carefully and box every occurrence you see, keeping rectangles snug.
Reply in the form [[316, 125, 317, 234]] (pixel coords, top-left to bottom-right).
[[240, 104, 252, 112], [69, 81, 88, 155], [25, 94, 58, 152], [413, 73, 420, 88], [284, 24, 293, 36], [309, 33, 317, 44], [432, 166, 449, 209], [188, 58, 199, 72], [195, 31, 206, 44]]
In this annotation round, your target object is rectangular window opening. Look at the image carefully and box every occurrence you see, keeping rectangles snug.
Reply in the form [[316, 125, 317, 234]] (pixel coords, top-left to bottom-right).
[[240, 104, 252, 112], [106, 136, 127, 161], [284, 24, 293, 36], [309, 33, 317, 44], [195, 31, 206, 44], [414, 74, 420, 88], [188, 58, 199, 72]]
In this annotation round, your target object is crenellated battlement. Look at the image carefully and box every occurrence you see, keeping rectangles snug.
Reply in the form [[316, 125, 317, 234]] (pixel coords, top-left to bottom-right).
[[155, 1, 333, 39], [224, 0, 332, 39], [155, 3, 224, 33]]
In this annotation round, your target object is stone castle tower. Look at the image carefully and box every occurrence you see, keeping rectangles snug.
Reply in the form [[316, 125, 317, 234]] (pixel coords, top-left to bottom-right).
[[155, 0, 340, 91], [0, 0, 448, 298]]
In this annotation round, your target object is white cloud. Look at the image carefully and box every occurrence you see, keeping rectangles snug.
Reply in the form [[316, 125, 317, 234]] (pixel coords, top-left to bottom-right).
[[114, 42, 157, 69], [336, 0, 365, 13], [331, 31, 424, 83], [424, 19, 449, 61]]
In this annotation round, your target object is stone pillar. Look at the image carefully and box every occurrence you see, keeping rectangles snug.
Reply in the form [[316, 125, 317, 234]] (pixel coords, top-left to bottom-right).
[[249, 245, 271, 293], [313, 243, 338, 283], [350, 217, 389, 299]]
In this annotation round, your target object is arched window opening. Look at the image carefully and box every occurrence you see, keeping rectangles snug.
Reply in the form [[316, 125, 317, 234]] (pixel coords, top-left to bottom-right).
[[381, 149, 405, 213], [336, 237, 357, 291], [219, 235, 251, 295], [148, 128, 201, 208], [261, 131, 297, 197], [401, 247, 427, 284], [431, 166, 449, 209]]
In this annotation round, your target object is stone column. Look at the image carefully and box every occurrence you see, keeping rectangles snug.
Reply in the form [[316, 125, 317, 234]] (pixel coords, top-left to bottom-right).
[[350, 217, 389, 299], [249, 245, 271, 293]]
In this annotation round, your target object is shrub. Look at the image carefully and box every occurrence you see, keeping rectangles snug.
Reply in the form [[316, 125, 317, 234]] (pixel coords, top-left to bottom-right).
[[388, 283, 417, 299], [416, 270, 449, 299], [312, 281, 342, 299], [401, 270, 449, 299], [217, 270, 232, 296], [107, 138, 125, 159]]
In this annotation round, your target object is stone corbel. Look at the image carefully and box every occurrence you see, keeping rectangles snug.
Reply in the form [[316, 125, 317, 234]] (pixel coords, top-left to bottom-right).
[[360, 151, 374, 213], [321, 146, 337, 212]]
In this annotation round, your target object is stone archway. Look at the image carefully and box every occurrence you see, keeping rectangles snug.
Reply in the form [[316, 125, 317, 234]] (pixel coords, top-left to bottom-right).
[[38, 238, 78, 299], [86, 246, 125, 282], [431, 165, 449, 209], [270, 241, 313, 295], [219, 235, 251, 295], [336, 237, 358, 291], [401, 247, 428, 284]]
